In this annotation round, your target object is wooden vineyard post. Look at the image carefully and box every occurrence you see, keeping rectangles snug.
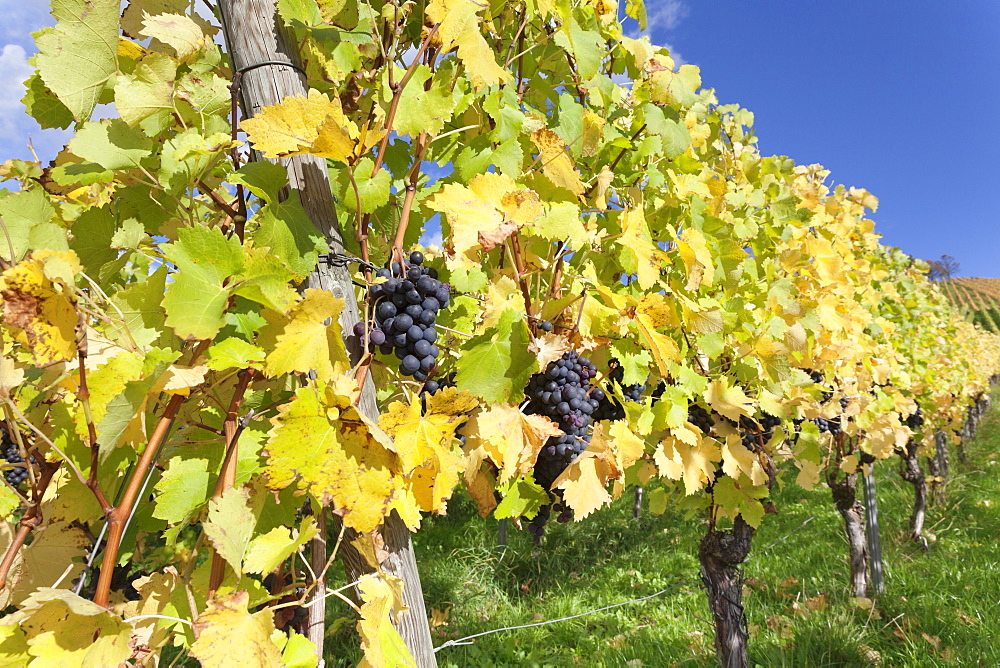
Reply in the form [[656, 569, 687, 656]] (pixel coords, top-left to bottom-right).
[[862, 465, 885, 594], [216, 2, 437, 664]]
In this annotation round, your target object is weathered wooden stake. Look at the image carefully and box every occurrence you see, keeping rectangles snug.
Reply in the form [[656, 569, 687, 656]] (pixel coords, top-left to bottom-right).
[[862, 465, 884, 594], [217, 3, 436, 664]]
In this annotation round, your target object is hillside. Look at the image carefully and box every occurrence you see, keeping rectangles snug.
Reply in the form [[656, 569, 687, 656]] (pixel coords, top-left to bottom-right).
[[936, 277, 1000, 332]]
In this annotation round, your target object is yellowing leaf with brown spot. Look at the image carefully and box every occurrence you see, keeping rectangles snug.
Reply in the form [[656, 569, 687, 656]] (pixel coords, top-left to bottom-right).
[[265, 386, 399, 533], [260, 289, 350, 385], [463, 404, 563, 485], [190, 591, 282, 668], [241, 89, 356, 162], [552, 437, 622, 519], [677, 227, 715, 291], [0, 251, 80, 366], [531, 128, 585, 196], [357, 577, 416, 667], [427, 174, 520, 269], [426, 0, 510, 90]]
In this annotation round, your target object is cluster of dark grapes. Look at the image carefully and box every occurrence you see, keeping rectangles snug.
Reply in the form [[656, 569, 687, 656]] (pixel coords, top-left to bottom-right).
[[522, 351, 599, 538], [905, 404, 924, 429], [592, 360, 645, 422], [357, 251, 450, 383], [812, 416, 842, 435], [688, 403, 715, 433], [730, 413, 781, 450], [3, 431, 32, 488]]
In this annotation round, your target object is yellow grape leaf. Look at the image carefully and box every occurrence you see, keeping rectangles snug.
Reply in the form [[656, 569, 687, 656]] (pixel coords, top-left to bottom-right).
[[378, 392, 473, 513], [260, 289, 350, 385], [0, 251, 81, 366], [552, 437, 622, 520], [0, 356, 24, 394], [704, 378, 753, 422], [654, 435, 721, 495], [676, 227, 715, 291], [265, 386, 398, 533], [720, 434, 767, 486], [531, 128, 584, 196], [119, 567, 181, 658], [426, 0, 509, 90], [4, 521, 89, 603], [241, 89, 356, 162], [463, 404, 563, 485], [140, 13, 205, 61], [427, 173, 521, 270], [190, 591, 282, 668], [462, 446, 498, 517], [0, 624, 30, 665], [243, 517, 319, 575], [156, 363, 209, 395], [357, 577, 416, 667], [528, 332, 572, 370], [605, 420, 646, 471], [9, 589, 133, 666], [593, 165, 615, 211], [634, 309, 681, 376], [619, 207, 662, 289]]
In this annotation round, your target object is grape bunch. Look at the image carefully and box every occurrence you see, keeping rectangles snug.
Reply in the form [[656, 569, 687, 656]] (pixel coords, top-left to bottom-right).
[[905, 404, 924, 429], [688, 403, 715, 433], [812, 416, 842, 435], [360, 251, 450, 383], [731, 413, 781, 451], [3, 431, 32, 488], [592, 360, 645, 422], [522, 351, 600, 539]]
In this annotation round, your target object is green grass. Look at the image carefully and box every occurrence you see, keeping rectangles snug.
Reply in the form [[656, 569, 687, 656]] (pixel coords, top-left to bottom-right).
[[327, 392, 1000, 666]]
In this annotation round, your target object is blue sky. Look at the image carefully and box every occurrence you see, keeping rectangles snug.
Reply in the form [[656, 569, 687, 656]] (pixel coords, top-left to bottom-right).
[[639, 0, 1000, 277], [1, 1, 997, 275]]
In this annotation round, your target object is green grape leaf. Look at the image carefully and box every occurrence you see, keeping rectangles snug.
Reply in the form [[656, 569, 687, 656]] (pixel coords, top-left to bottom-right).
[[337, 157, 391, 214], [205, 338, 266, 371], [20, 74, 74, 130], [254, 193, 326, 278], [0, 188, 64, 262], [712, 475, 768, 528], [494, 476, 548, 519], [34, 0, 118, 122], [455, 310, 536, 404], [68, 120, 153, 171], [229, 161, 289, 203], [202, 486, 257, 574], [161, 225, 245, 340], [153, 457, 213, 524]]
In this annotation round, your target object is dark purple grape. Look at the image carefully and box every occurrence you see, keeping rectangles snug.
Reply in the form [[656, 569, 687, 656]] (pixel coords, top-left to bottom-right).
[[405, 304, 423, 318], [401, 355, 420, 375], [407, 325, 423, 342], [369, 329, 386, 345], [420, 355, 436, 372], [539, 320, 553, 332], [353, 321, 366, 337], [409, 251, 424, 265], [394, 313, 413, 331], [423, 328, 437, 343], [414, 339, 432, 357], [418, 310, 436, 325], [422, 297, 440, 312]]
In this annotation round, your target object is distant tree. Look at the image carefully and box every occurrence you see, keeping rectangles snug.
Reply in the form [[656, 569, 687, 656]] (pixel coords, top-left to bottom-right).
[[927, 255, 960, 281]]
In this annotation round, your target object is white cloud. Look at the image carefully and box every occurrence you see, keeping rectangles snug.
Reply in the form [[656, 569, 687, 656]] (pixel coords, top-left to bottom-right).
[[646, 0, 689, 32], [0, 44, 34, 141]]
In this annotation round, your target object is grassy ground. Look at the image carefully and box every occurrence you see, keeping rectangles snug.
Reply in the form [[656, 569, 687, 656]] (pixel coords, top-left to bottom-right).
[[327, 392, 1000, 667]]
